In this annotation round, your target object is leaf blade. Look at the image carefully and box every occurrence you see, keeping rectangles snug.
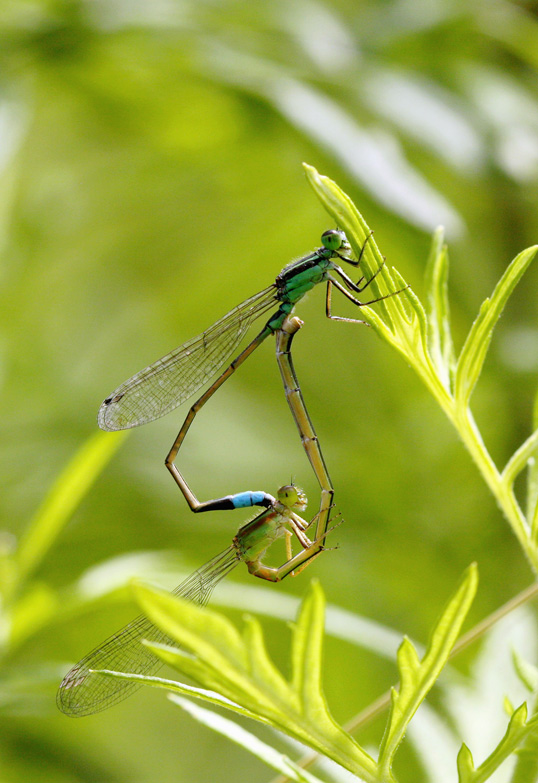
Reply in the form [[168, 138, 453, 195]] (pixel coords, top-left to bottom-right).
[[455, 246, 538, 406], [379, 564, 478, 774], [15, 431, 128, 588]]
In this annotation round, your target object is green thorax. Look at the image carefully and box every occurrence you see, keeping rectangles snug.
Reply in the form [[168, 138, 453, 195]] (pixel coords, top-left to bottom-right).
[[263, 230, 350, 333], [233, 504, 291, 564], [263, 246, 337, 332], [276, 246, 336, 304], [233, 483, 306, 566]]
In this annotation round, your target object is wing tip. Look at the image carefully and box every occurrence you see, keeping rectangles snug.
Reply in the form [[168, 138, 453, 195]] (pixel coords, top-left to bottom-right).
[[97, 395, 125, 431], [97, 407, 115, 432]]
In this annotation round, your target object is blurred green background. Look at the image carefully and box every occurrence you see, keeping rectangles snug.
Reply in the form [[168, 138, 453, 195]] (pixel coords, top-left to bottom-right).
[[2, 0, 538, 780]]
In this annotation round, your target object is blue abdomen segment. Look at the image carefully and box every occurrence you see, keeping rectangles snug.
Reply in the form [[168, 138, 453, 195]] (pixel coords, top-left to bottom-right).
[[195, 490, 274, 512], [232, 491, 271, 508]]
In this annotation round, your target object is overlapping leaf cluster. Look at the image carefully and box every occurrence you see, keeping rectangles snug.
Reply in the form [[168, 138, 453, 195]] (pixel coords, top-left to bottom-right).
[[99, 566, 481, 783], [304, 165, 538, 575]]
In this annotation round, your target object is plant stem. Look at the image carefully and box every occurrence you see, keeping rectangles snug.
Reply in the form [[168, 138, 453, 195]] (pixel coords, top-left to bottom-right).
[[407, 350, 537, 573]]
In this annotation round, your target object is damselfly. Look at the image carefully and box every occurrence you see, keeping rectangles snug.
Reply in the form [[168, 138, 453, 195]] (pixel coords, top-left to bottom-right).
[[58, 485, 318, 716], [98, 231, 393, 528]]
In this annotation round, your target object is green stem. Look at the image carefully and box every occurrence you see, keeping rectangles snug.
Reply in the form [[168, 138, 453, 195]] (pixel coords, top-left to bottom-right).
[[455, 408, 536, 570], [404, 350, 537, 572]]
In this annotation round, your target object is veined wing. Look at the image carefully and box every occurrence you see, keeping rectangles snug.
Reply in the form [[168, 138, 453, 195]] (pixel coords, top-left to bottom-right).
[[98, 285, 278, 430], [57, 546, 239, 716]]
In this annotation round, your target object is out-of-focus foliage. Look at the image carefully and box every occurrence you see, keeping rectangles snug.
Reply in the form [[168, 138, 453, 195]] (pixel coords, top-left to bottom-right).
[[1, 1, 538, 781]]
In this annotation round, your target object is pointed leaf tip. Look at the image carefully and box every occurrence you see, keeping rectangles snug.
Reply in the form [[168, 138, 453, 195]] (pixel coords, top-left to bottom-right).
[[455, 246, 538, 405], [457, 742, 475, 782]]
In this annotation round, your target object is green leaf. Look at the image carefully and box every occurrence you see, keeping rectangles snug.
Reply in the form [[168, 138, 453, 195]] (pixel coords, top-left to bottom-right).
[[243, 616, 294, 706], [7, 583, 58, 652], [170, 695, 326, 783], [13, 430, 128, 593], [424, 226, 455, 390], [302, 168, 538, 575], [511, 714, 538, 783], [291, 578, 326, 714], [501, 428, 538, 492], [527, 387, 538, 536], [457, 702, 538, 783], [95, 668, 262, 722], [289, 582, 372, 766], [304, 163, 444, 405], [378, 564, 478, 776], [457, 743, 476, 783], [303, 163, 427, 359], [133, 580, 249, 671], [303, 162, 396, 304], [142, 640, 250, 701], [512, 648, 538, 696], [455, 245, 538, 407], [132, 579, 378, 782]]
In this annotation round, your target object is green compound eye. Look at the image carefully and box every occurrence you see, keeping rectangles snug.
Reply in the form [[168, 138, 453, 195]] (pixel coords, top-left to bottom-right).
[[278, 485, 299, 507], [321, 229, 346, 251], [277, 484, 307, 510]]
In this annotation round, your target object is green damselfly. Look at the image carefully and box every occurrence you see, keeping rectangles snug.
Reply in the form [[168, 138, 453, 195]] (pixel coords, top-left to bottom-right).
[[98, 231, 393, 527], [57, 485, 318, 716]]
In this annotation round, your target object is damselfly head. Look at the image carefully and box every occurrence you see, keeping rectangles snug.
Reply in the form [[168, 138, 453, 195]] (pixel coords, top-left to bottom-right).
[[321, 229, 350, 255], [277, 484, 308, 511]]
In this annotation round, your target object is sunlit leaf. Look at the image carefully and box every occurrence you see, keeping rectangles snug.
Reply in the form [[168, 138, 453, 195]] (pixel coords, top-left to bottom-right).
[[528, 387, 538, 537], [512, 649, 538, 693], [457, 703, 538, 783], [424, 227, 455, 390], [14, 431, 128, 590], [132, 580, 378, 781], [378, 564, 478, 776], [170, 694, 326, 783], [455, 246, 538, 407]]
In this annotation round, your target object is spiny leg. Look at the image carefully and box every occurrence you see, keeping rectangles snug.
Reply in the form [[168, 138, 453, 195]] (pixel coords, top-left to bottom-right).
[[326, 275, 407, 324], [335, 229, 384, 291], [280, 505, 344, 579], [326, 280, 370, 325], [334, 231, 407, 300], [245, 519, 337, 582], [337, 230, 380, 289], [246, 545, 324, 582], [165, 327, 274, 513]]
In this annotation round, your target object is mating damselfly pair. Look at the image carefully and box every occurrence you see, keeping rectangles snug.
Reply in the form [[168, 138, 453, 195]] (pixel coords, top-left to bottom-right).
[[58, 228, 399, 716]]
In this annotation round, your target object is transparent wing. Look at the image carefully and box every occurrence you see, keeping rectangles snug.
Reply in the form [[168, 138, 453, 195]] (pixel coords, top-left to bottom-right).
[[98, 285, 278, 430], [57, 547, 239, 717]]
